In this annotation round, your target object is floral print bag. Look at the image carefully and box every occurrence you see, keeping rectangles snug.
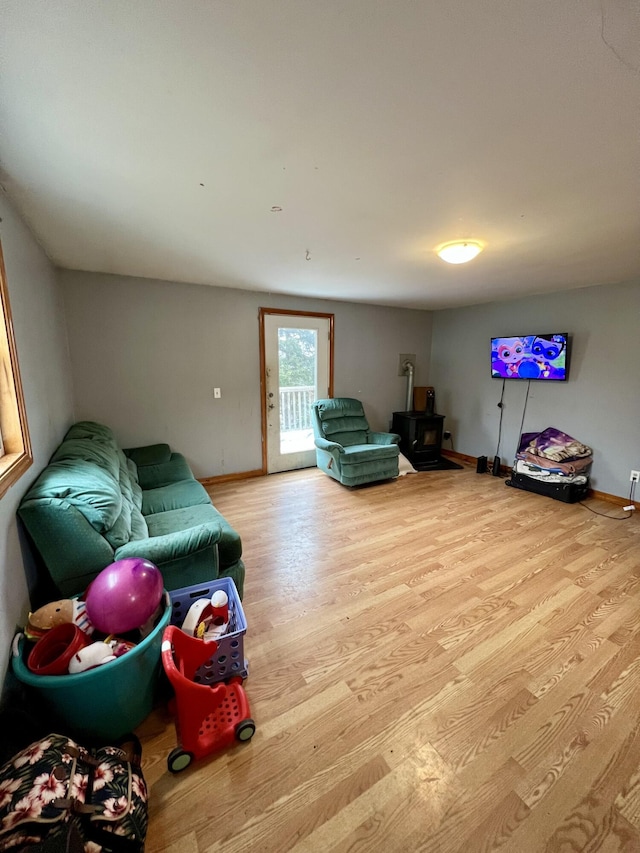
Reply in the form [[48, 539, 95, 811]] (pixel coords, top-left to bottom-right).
[[0, 733, 147, 852]]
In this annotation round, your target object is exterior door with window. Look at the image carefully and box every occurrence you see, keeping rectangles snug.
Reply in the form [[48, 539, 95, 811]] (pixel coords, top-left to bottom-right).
[[261, 310, 333, 474]]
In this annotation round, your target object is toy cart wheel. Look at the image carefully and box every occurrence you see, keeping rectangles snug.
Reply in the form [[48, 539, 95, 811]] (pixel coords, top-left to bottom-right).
[[235, 719, 256, 743], [167, 748, 194, 774]]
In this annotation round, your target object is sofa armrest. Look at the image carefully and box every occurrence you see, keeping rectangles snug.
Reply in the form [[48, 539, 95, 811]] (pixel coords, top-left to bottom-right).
[[134, 453, 195, 490], [124, 443, 172, 467], [368, 431, 401, 446], [115, 522, 222, 564], [314, 437, 344, 453]]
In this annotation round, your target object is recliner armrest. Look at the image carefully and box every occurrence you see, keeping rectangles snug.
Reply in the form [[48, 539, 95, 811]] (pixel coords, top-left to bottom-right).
[[368, 431, 401, 446], [314, 437, 344, 453]]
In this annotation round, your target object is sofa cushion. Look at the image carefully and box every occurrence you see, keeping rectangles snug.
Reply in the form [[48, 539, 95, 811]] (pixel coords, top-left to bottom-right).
[[106, 500, 132, 549], [105, 498, 149, 546], [23, 460, 122, 534], [64, 421, 117, 444], [130, 506, 149, 540], [146, 504, 242, 567], [48, 437, 142, 550], [134, 453, 195, 491], [125, 443, 172, 468], [118, 457, 134, 503], [126, 457, 139, 484], [126, 459, 143, 510], [142, 480, 212, 515], [103, 453, 137, 548], [50, 438, 121, 481]]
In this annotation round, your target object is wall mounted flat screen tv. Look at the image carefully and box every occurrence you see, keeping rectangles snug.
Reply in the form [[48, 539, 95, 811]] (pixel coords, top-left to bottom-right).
[[491, 333, 569, 381]]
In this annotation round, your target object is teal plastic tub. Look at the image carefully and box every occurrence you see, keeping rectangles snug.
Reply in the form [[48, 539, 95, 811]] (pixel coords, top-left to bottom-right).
[[12, 592, 171, 741]]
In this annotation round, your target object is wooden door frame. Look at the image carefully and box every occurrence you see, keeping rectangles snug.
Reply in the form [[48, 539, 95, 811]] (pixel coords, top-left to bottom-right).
[[259, 308, 334, 474]]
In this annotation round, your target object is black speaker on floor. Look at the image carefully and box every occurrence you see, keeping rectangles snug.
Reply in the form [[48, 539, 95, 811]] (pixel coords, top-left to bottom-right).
[[492, 455, 502, 476], [476, 455, 487, 474]]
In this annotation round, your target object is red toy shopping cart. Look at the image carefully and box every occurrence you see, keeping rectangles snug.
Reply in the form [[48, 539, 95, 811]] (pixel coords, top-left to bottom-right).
[[161, 625, 255, 773]]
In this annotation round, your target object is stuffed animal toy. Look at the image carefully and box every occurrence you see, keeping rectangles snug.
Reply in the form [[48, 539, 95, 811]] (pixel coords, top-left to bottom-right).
[[67, 638, 135, 674], [25, 599, 94, 641]]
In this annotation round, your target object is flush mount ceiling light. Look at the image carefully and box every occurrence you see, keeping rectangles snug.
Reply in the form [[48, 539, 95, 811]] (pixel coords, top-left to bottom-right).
[[436, 240, 483, 264]]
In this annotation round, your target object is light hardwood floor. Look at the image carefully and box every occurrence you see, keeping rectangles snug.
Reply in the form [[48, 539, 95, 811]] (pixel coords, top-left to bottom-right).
[[138, 464, 640, 853]]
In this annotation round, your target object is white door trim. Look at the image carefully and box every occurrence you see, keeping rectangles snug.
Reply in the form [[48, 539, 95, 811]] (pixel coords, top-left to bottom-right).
[[259, 308, 334, 474]]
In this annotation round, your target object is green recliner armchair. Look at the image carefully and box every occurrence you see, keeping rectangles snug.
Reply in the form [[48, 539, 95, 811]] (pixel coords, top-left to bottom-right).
[[311, 398, 400, 486]]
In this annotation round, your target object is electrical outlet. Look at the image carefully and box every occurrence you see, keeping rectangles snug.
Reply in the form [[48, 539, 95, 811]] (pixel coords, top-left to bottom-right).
[[631, 470, 640, 483]]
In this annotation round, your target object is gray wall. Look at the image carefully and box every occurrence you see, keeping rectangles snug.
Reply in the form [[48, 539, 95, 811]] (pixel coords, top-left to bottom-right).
[[429, 280, 640, 497], [0, 193, 74, 680], [59, 270, 433, 478]]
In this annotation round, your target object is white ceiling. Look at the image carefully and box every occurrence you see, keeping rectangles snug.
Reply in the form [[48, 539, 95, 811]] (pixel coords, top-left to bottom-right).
[[1, 0, 639, 310]]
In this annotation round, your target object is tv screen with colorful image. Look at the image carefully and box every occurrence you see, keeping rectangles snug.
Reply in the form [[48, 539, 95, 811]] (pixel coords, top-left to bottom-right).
[[491, 333, 569, 381]]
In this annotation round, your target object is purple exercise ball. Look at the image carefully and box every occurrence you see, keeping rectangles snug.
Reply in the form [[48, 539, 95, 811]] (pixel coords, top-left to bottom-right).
[[85, 558, 163, 634]]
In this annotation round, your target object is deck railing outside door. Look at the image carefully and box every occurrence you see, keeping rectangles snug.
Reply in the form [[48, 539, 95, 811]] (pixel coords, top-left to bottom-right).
[[279, 386, 315, 432]]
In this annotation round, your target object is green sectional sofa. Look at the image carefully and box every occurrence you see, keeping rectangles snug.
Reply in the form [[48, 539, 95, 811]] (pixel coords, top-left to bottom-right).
[[18, 421, 244, 599]]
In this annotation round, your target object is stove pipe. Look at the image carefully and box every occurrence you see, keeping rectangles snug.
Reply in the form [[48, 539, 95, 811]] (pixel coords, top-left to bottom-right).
[[403, 360, 415, 412]]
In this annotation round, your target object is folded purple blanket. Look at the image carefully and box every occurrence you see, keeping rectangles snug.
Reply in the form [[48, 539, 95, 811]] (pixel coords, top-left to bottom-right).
[[518, 427, 592, 463]]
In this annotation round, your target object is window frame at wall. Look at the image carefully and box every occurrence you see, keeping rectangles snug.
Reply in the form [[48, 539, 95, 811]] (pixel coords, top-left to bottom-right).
[[0, 238, 32, 497]]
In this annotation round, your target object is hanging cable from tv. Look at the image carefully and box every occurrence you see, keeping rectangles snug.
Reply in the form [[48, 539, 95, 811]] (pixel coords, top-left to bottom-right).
[[492, 378, 506, 476]]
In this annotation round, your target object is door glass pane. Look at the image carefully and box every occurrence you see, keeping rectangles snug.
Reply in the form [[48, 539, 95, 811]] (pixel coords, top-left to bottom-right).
[[278, 327, 317, 455]]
